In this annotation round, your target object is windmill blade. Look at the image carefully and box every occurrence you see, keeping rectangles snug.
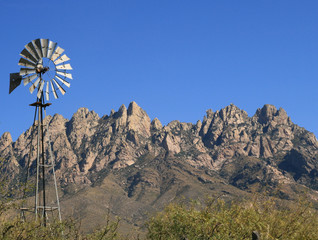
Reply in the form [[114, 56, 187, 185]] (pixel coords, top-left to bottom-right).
[[9, 73, 22, 94], [53, 78, 66, 95], [20, 49, 37, 64], [56, 64, 72, 70], [18, 58, 36, 68], [45, 82, 49, 101], [56, 71, 73, 79], [54, 54, 70, 65], [47, 41, 57, 59], [23, 73, 38, 86], [29, 78, 40, 94], [40, 39, 49, 58], [50, 80, 58, 99], [56, 75, 70, 87], [25, 42, 40, 61], [20, 68, 36, 76], [37, 80, 44, 99], [32, 39, 43, 58], [50, 46, 64, 61]]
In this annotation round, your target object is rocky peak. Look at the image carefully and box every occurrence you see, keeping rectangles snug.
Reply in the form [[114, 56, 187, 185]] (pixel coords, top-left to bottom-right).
[[200, 104, 249, 145], [256, 104, 277, 124], [67, 108, 100, 149], [49, 114, 68, 131], [200, 110, 213, 136], [127, 101, 151, 137], [127, 101, 142, 115], [200, 104, 249, 136], [70, 108, 99, 122], [0, 132, 12, 151], [0, 132, 18, 172], [73, 107, 89, 119], [254, 104, 290, 125], [117, 104, 127, 116], [194, 120, 202, 135], [206, 109, 213, 118], [217, 104, 249, 124], [151, 118, 163, 131], [113, 104, 128, 130], [165, 120, 181, 131]]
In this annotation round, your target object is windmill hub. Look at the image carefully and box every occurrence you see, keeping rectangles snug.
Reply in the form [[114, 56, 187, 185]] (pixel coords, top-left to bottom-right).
[[36, 65, 49, 74]]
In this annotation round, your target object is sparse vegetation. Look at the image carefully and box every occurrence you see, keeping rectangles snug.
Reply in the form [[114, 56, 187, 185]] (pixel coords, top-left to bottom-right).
[[0, 156, 122, 240], [1, 185, 318, 239], [0, 217, 120, 240]]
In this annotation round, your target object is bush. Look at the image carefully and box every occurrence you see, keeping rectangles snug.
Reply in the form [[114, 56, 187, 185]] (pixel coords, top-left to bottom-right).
[[0, 217, 120, 240], [146, 196, 318, 240], [0, 219, 75, 240]]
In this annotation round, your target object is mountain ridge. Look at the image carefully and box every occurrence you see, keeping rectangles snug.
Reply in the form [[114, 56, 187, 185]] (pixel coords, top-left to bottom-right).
[[1, 102, 318, 233]]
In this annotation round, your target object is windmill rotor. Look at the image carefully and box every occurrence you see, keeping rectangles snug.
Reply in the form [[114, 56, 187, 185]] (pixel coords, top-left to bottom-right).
[[10, 38, 73, 101]]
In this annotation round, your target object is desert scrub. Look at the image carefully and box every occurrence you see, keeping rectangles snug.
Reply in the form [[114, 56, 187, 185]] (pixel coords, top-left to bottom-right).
[[0, 216, 121, 240], [146, 196, 318, 240]]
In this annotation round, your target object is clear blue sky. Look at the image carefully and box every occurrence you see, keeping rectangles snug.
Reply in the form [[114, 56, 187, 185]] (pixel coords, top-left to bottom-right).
[[1, 0, 318, 141]]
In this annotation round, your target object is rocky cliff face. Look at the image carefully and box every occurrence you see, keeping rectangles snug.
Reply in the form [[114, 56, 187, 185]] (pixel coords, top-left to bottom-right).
[[1, 102, 318, 232]]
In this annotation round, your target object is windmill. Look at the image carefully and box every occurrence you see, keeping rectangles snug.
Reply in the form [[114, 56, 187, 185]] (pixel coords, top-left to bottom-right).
[[9, 39, 73, 225]]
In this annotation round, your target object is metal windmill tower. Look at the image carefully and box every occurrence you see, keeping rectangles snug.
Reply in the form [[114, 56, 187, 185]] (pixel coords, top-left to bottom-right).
[[9, 39, 73, 225]]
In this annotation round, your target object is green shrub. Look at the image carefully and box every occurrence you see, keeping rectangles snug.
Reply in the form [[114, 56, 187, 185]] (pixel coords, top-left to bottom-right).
[[0, 219, 76, 240], [146, 196, 318, 240]]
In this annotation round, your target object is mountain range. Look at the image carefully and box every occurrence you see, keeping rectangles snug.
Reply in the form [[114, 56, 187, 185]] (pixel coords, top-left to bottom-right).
[[1, 102, 318, 233]]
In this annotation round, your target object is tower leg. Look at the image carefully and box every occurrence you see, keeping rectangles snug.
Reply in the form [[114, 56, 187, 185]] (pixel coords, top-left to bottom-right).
[[45, 107, 62, 222], [40, 96, 47, 226], [35, 99, 40, 220], [21, 104, 37, 221]]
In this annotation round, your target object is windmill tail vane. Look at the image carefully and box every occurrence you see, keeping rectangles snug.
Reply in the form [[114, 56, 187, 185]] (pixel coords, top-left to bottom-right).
[[9, 73, 22, 94]]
